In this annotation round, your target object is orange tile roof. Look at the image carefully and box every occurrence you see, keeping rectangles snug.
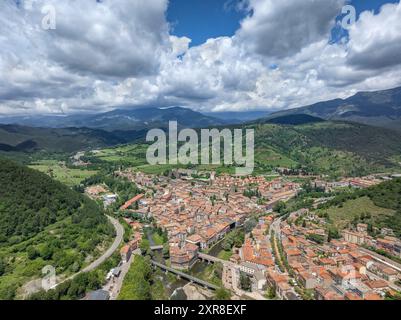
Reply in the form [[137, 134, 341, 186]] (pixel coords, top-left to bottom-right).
[[120, 194, 144, 210], [364, 292, 382, 300]]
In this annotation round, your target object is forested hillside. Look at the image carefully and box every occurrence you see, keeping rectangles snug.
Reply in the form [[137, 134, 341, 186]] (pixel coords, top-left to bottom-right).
[[0, 124, 145, 153], [85, 120, 401, 178], [252, 121, 401, 177], [318, 178, 401, 237], [0, 158, 106, 242], [0, 158, 114, 299]]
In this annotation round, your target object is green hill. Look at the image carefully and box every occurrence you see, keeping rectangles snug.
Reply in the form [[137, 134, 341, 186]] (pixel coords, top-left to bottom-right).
[[317, 178, 401, 237], [251, 121, 401, 177], [256, 114, 325, 125], [266, 86, 401, 131], [0, 124, 146, 154], [86, 121, 401, 178], [2, 117, 401, 178], [0, 158, 114, 299]]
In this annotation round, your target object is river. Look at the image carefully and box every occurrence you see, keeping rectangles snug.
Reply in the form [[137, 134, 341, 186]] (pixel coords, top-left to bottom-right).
[[147, 229, 226, 300]]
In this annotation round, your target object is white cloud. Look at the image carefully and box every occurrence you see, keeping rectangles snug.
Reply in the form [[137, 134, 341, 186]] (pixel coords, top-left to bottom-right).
[[1, 0, 401, 116], [347, 2, 401, 70], [236, 0, 345, 58]]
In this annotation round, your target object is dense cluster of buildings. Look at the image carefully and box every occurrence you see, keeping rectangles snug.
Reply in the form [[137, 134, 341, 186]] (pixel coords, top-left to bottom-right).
[[313, 176, 382, 192], [85, 184, 118, 207], [343, 223, 401, 258], [269, 218, 401, 300], [104, 168, 401, 300], [221, 210, 401, 300], [116, 170, 299, 270]]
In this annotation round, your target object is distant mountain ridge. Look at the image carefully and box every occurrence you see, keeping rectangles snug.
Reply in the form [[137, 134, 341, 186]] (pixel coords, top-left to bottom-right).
[[0, 107, 228, 131], [2, 86, 401, 131], [203, 110, 270, 123], [0, 124, 145, 153], [265, 86, 401, 131], [255, 114, 325, 125]]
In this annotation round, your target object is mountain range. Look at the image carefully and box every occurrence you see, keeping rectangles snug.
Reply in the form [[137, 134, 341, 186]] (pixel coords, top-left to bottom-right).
[[0, 107, 228, 132], [0, 86, 400, 177], [266, 86, 401, 131], [1, 86, 400, 132], [0, 124, 146, 153]]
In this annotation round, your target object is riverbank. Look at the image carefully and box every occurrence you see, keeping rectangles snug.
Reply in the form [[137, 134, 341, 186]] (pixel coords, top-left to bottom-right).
[[182, 283, 214, 300]]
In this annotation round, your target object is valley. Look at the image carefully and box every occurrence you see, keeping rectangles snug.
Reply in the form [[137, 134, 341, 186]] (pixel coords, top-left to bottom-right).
[[1, 97, 401, 301], [3, 0, 401, 305]]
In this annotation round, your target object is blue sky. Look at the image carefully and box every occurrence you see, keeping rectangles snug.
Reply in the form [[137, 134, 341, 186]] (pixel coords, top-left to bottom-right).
[[168, 0, 399, 46], [167, 0, 246, 46]]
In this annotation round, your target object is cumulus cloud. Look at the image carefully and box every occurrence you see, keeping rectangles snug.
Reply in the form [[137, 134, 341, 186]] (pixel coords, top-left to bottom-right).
[[346, 2, 401, 71], [236, 0, 345, 58], [0, 0, 401, 115]]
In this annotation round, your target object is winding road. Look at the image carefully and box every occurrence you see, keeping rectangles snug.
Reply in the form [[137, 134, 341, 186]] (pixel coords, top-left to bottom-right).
[[52, 215, 124, 288], [82, 216, 124, 272]]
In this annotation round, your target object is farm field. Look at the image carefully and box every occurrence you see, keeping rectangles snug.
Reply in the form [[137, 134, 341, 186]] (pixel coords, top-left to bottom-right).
[[29, 160, 98, 187]]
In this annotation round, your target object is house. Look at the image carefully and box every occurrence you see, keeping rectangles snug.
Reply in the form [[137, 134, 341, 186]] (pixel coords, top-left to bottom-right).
[[186, 234, 206, 249], [314, 286, 344, 300], [265, 268, 292, 299], [297, 271, 318, 289], [367, 262, 399, 282], [170, 243, 199, 270], [119, 194, 145, 211], [343, 230, 366, 245], [120, 245, 132, 263]]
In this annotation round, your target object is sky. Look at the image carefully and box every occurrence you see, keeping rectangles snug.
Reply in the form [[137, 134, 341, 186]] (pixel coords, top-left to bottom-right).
[[167, 0, 246, 47], [1, 0, 401, 115]]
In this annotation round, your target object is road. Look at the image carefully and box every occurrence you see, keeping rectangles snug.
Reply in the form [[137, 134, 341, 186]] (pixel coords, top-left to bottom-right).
[[82, 215, 124, 272], [105, 249, 140, 300], [359, 247, 401, 273], [52, 215, 124, 288], [270, 215, 283, 240]]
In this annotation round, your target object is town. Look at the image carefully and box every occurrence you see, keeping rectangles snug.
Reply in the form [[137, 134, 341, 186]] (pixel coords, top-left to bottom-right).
[[84, 168, 401, 300]]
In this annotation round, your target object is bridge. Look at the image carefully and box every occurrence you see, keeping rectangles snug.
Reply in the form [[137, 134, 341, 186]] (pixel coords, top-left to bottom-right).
[[198, 253, 237, 268], [150, 245, 163, 251], [150, 260, 219, 290]]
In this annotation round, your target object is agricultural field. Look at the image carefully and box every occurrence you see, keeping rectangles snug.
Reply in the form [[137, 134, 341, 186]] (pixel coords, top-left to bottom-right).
[[29, 160, 97, 187], [89, 144, 148, 167]]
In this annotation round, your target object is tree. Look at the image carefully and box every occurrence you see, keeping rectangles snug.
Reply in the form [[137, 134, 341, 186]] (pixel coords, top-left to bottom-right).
[[162, 243, 170, 259], [244, 217, 258, 233], [214, 288, 231, 300], [41, 246, 53, 260], [266, 286, 276, 299], [0, 258, 5, 276], [239, 273, 252, 292], [118, 256, 152, 300], [213, 263, 223, 279], [273, 201, 286, 214], [327, 227, 340, 241], [140, 239, 151, 256], [27, 246, 39, 260]]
